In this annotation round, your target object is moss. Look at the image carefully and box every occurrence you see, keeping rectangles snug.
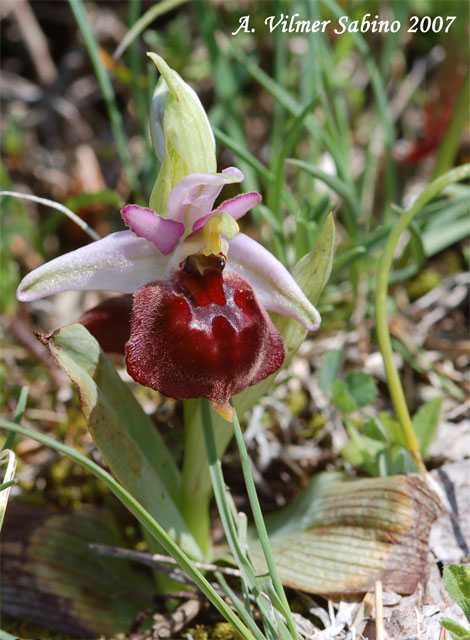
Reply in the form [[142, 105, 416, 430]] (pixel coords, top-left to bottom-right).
[[305, 412, 327, 438], [1, 613, 76, 640], [406, 268, 442, 300], [185, 623, 243, 639], [288, 390, 308, 416], [186, 624, 209, 640], [212, 622, 243, 639]]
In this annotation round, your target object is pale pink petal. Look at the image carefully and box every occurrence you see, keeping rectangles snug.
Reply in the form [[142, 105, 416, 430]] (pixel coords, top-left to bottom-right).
[[167, 167, 244, 231], [192, 192, 261, 232], [17, 231, 169, 302], [121, 204, 184, 255], [227, 233, 321, 331]]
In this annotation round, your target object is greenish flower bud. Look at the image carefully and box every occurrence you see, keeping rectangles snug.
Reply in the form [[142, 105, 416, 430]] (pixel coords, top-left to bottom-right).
[[147, 53, 217, 214]]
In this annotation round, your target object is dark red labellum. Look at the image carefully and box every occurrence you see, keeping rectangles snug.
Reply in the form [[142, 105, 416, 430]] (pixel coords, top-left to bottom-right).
[[125, 270, 284, 407], [79, 295, 133, 355]]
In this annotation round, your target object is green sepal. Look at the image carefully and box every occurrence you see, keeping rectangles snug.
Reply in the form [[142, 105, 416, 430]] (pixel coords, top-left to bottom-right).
[[147, 53, 216, 214]]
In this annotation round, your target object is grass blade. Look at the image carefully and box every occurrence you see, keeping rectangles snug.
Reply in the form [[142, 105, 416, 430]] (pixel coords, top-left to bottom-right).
[[0, 192, 100, 241], [231, 405, 299, 639], [0, 418, 257, 640], [68, 0, 141, 198], [288, 159, 360, 234], [2, 386, 29, 452], [114, 0, 187, 60]]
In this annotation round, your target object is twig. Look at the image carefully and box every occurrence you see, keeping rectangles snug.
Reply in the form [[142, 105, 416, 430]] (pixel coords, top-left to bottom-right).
[[0, 191, 101, 241], [130, 598, 204, 640], [89, 542, 242, 576], [375, 580, 385, 640], [152, 598, 203, 639]]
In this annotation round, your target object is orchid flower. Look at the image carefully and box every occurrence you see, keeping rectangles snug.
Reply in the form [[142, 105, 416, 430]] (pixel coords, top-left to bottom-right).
[[16, 54, 321, 421], [17, 169, 320, 419]]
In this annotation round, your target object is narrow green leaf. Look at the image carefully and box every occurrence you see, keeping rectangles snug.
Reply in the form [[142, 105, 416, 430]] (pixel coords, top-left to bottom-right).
[[193, 2, 258, 192], [228, 43, 350, 183], [319, 350, 342, 393], [68, 0, 140, 197], [0, 449, 16, 531], [382, 445, 419, 475], [444, 565, 470, 622], [332, 246, 367, 274], [113, 0, 188, 60], [412, 397, 442, 456], [379, 411, 407, 447], [441, 617, 470, 639], [2, 386, 28, 452], [423, 218, 470, 257], [44, 323, 202, 560], [271, 95, 320, 222], [212, 126, 274, 185], [288, 158, 361, 226]]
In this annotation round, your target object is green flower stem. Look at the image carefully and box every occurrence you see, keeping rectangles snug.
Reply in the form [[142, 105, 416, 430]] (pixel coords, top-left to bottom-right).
[[375, 164, 470, 473], [180, 490, 211, 558], [431, 72, 470, 180], [200, 399, 298, 639], [199, 400, 253, 567], [231, 405, 299, 639], [0, 418, 256, 640], [199, 401, 269, 640], [181, 400, 234, 557], [181, 399, 210, 555]]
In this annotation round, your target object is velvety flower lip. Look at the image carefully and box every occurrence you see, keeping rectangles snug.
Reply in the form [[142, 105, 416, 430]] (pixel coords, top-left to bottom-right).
[[125, 270, 285, 420]]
